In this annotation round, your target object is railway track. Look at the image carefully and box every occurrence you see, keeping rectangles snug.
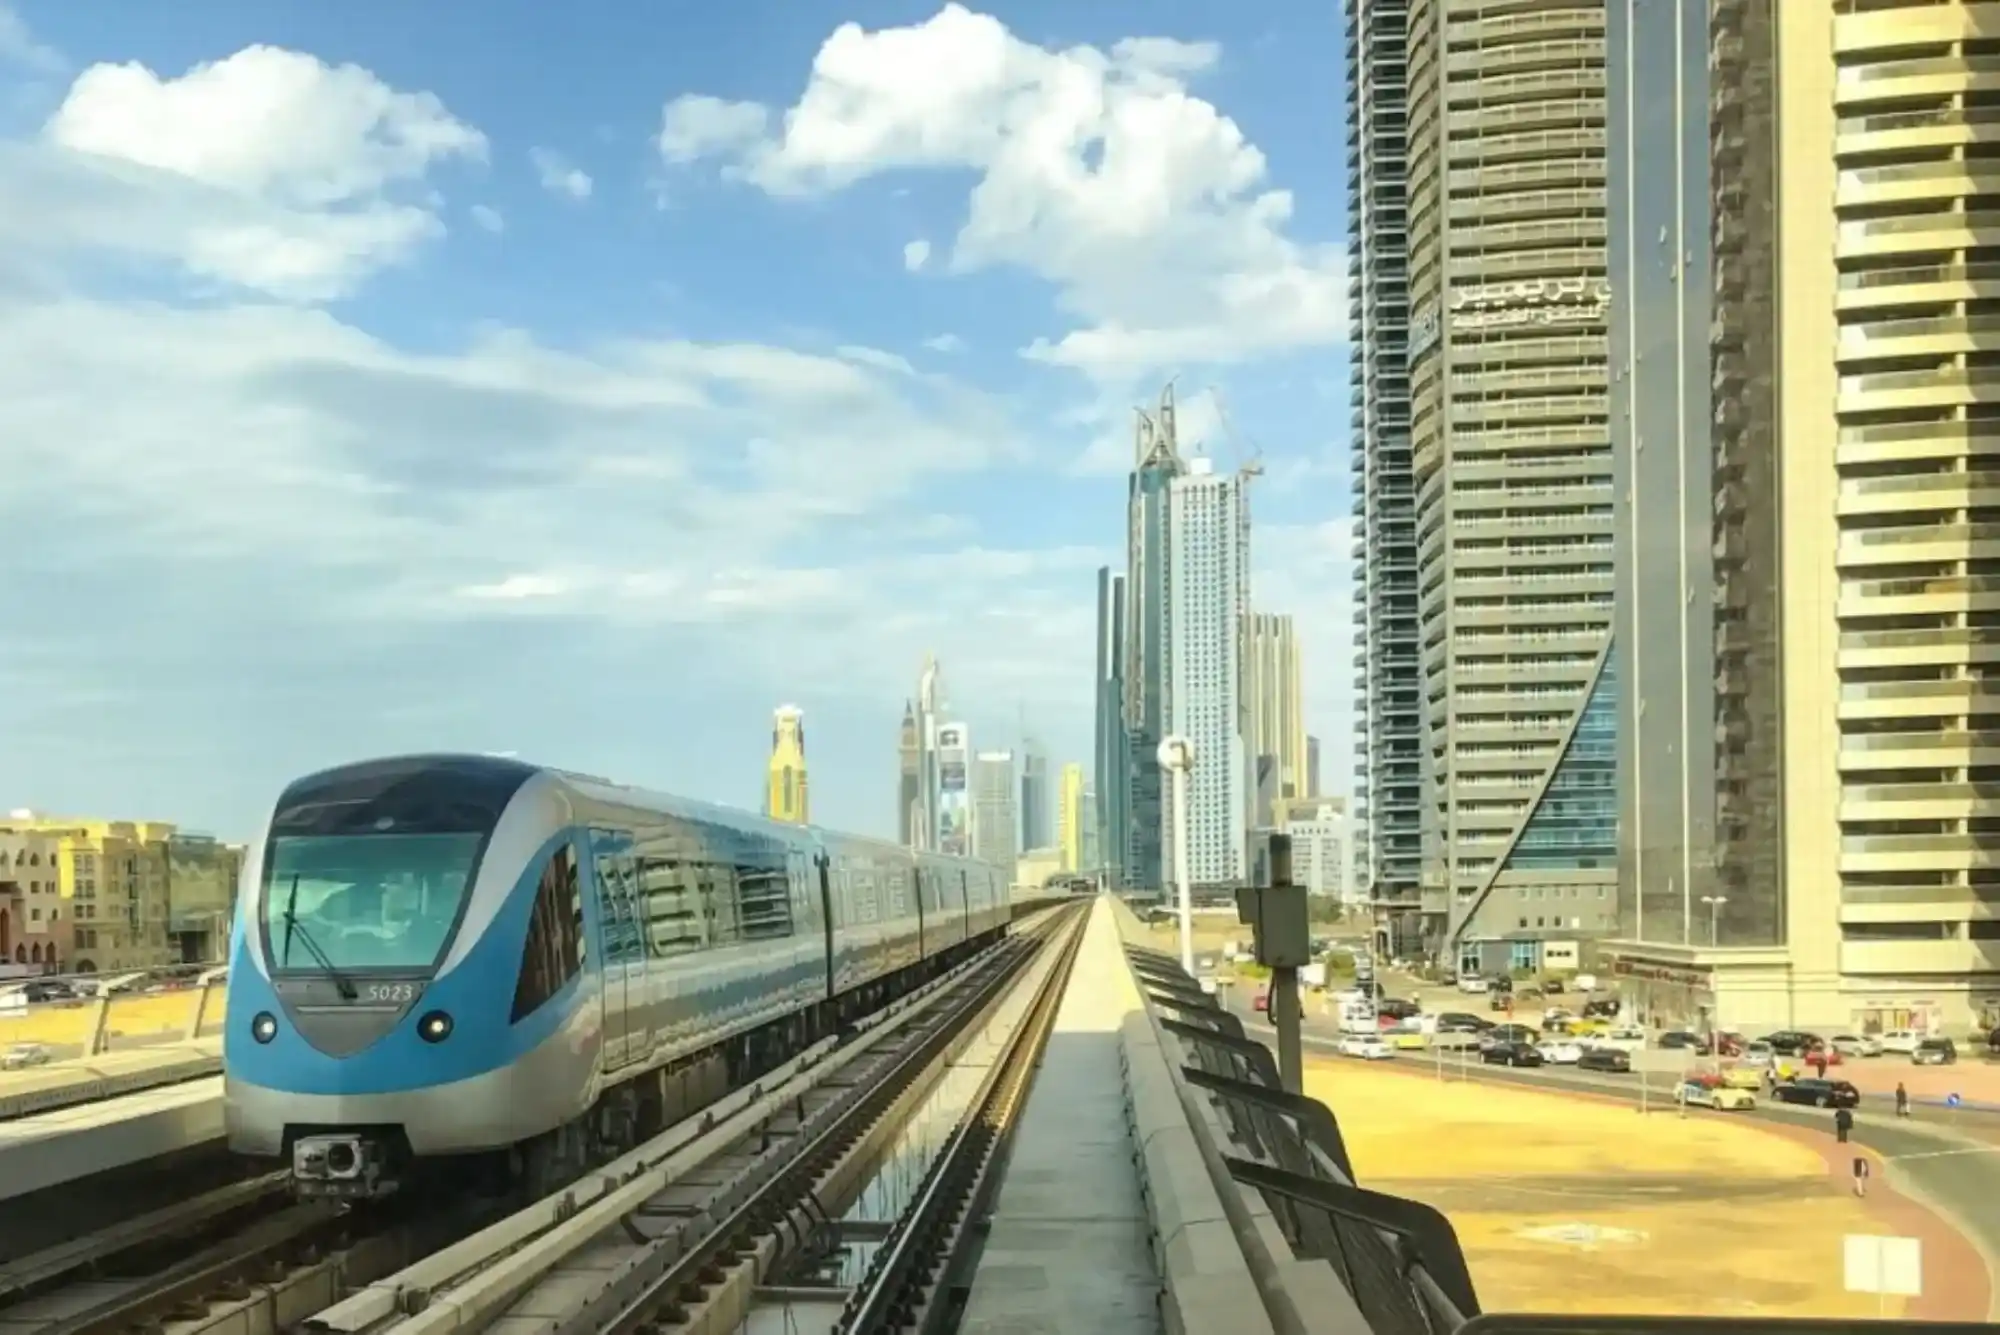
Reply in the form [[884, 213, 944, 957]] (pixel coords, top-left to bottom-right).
[[3, 906, 1079, 1335], [297, 902, 1087, 1335]]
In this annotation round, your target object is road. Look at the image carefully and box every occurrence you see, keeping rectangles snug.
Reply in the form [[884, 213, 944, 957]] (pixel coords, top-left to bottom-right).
[[1221, 994, 2000, 1320]]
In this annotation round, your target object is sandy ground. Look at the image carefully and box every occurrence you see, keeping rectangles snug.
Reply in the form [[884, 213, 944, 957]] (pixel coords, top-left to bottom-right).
[[1306, 1056, 1978, 1319]]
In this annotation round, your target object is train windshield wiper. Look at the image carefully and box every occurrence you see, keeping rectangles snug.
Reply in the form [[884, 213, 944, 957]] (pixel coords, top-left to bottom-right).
[[280, 872, 358, 1001]]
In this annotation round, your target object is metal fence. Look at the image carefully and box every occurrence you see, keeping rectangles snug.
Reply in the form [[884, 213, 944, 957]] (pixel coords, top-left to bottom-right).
[[1124, 941, 1479, 1335]]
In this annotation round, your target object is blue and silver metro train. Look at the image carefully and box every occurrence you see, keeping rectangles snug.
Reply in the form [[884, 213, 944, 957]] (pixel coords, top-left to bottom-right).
[[224, 753, 1057, 1199]]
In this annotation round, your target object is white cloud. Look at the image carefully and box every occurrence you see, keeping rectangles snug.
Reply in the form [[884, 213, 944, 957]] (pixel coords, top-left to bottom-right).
[[469, 202, 504, 233], [658, 4, 1346, 380], [24, 44, 484, 300], [923, 333, 965, 354], [529, 146, 592, 200], [903, 237, 930, 271], [0, 2, 61, 73], [658, 94, 769, 163]]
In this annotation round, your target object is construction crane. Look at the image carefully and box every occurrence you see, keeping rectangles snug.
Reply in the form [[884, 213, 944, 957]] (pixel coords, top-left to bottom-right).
[[1208, 385, 1265, 483]]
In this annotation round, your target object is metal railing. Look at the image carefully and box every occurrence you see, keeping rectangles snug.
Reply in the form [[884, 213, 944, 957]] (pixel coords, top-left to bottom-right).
[[1124, 943, 1478, 1335]]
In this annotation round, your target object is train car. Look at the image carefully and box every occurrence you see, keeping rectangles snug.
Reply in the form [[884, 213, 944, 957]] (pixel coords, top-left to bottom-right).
[[223, 754, 1010, 1199]]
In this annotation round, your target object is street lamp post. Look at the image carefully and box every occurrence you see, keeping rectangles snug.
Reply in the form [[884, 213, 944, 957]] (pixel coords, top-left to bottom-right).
[[1701, 895, 1728, 947], [1157, 736, 1197, 976]]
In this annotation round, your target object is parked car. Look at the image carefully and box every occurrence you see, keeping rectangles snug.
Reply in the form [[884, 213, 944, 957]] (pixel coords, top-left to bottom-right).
[[1831, 1033, 1882, 1058], [1913, 1037, 1958, 1066], [1537, 1039, 1584, 1065]]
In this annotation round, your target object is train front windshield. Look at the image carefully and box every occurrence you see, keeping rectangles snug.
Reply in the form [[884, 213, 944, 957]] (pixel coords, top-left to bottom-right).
[[261, 833, 480, 973]]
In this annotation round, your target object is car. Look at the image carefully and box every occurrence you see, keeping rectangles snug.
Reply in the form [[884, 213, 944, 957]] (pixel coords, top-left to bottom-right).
[[1536, 1040, 1584, 1065], [1481, 1040, 1544, 1068], [224, 752, 1024, 1201], [1, 1042, 51, 1070], [1577, 1046, 1633, 1074], [1658, 1030, 1704, 1051], [1774, 1078, 1862, 1109], [1456, 975, 1491, 994], [1678, 1079, 1756, 1111], [1594, 1027, 1649, 1053], [1718, 1065, 1764, 1090], [1878, 1029, 1925, 1056], [1337, 1034, 1395, 1061], [1913, 1037, 1958, 1066], [1831, 1033, 1882, 1058]]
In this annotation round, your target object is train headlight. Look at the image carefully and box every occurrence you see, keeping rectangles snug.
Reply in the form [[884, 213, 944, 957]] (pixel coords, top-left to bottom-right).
[[251, 1011, 278, 1044], [416, 1010, 453, 1044]]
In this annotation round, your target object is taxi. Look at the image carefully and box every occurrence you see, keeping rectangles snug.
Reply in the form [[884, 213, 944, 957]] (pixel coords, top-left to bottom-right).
[[1678, 1076, 1756, 1111]]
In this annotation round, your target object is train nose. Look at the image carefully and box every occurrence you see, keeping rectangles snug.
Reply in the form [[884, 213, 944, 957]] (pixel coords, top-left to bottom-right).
[[292, 1132, 397, 1198]]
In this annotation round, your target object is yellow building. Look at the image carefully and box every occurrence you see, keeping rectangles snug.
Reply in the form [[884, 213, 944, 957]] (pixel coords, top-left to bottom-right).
[[0, 812, 241, 975], [1056, 763, 1085, 872], [766, 704, 810, 825]]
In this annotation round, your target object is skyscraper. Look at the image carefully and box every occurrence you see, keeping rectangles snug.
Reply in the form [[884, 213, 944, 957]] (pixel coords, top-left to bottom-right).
[[1602, 0, 2000, 1033], [897, 701, 921, 846], [1346, 0, 1424, 953], [971, 750, 1019, 870], [1092, 565, 1130, 884], [1123, 387, 1185, 891], [1607, 0, 1717, 950], [1019, 740, 1050, 852], [935, 721, 971, 858], [1404, 0, 1620, 973], [1167, 460, 1250, 887], [1057, 762, 1085, 872], [1306, 735, 1322, 800], [765, 705, 809, 825], [1243, 611, 1308, 824]]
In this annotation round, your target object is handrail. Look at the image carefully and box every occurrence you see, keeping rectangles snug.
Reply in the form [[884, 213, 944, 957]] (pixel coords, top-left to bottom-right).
[[1124, 941, 1482, 1333]]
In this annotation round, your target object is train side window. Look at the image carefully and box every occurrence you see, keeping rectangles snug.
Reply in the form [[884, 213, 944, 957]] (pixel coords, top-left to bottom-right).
[[636, 852, 703, 957], [511, 842, 583, 1023], [737, 832, 794, 941]]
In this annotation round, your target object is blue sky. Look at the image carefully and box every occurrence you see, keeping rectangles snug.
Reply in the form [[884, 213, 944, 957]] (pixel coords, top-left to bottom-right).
[[0, 0, 1354, 842]]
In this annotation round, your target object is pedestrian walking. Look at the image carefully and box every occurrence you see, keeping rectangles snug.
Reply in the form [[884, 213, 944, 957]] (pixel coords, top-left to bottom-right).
[[1835, 1105, 1855, 1144], [1895, 1082, 1911, 1118], [1853, 1156, 1871, 1198]]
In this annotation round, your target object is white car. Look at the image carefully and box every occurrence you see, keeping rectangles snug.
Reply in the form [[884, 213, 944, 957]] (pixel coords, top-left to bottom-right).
[[1830, 1033, 1881, 1058], [1337, 1034, 1396, 1061], [1678, 1080, 1756, 1111], [1536, 1040, 1584, 1065], [1456, 975, 1491, 994], [1878, 1029, 1924, 1056], [1594, 1028, 1649, 1053], [1, 1042, 51, 1070]]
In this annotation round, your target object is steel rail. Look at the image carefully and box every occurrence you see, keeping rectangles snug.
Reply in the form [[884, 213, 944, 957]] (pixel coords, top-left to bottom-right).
[[832, 903, 1086, 1334], [576, 907, 1087, 1335]]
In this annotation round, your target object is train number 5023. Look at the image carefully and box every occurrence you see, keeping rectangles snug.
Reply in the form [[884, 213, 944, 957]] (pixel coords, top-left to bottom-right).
[[363, 983, 418, 1003]]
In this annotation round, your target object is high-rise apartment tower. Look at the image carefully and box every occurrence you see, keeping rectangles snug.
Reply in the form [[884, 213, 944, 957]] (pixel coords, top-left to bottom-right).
[[1701, 0, 1997, 1030], [1405, 0, 1620, 973], [1243, 612, 1308, 822], [971, 751, 1019, 870], [1346, 0, 1425, 954], [1168, 461, 1251, 887]]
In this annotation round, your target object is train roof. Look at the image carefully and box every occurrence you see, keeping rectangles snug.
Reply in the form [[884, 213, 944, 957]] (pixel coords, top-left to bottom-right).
[[280, 754, 989, 870]]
